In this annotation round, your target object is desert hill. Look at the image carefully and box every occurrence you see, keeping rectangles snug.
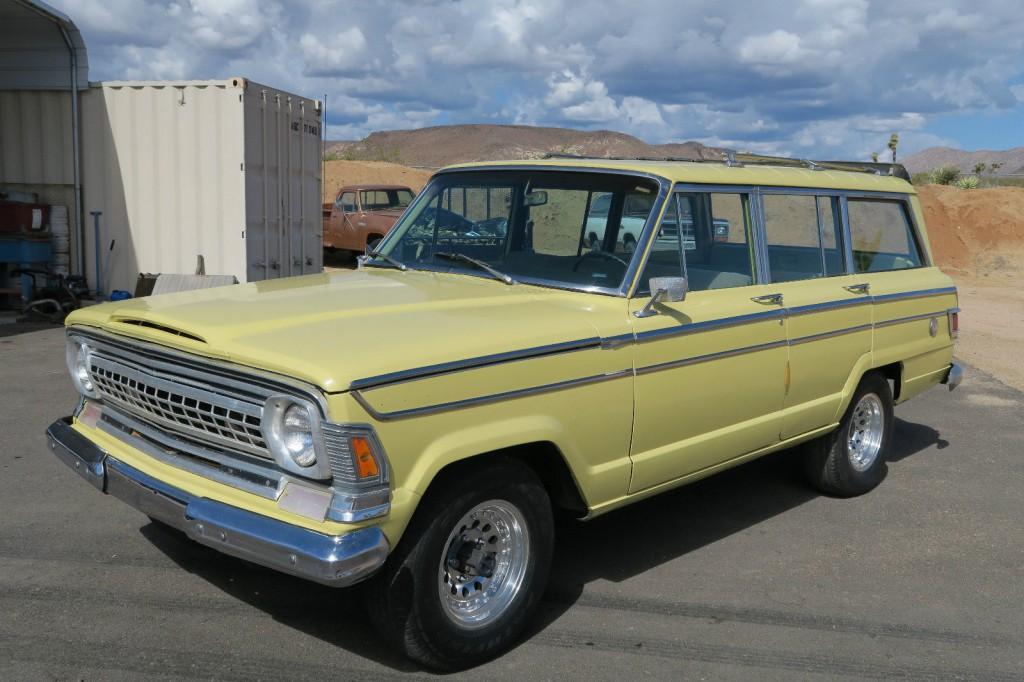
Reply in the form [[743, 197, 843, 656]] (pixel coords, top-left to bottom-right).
[[902, 146, 1024, 175], [327, 124, 717, 168]]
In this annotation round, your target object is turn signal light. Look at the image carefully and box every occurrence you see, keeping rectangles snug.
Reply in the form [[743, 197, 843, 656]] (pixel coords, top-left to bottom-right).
[[351, 436, 380, 479]]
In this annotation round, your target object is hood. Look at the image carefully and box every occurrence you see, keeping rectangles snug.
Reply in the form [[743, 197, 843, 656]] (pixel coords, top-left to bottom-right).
[[67, 269, 619, 393]]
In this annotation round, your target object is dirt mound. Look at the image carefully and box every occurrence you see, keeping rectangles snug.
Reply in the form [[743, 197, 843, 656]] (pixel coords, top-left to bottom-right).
[[327, 124, 717, 168], [917, 185, 1024, 281], [323, 160, 433, 201]]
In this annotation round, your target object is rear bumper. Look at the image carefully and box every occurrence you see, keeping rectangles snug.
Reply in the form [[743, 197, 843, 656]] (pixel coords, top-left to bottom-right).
[[45, 418, 389, 587], [941, 362, 963, 391]]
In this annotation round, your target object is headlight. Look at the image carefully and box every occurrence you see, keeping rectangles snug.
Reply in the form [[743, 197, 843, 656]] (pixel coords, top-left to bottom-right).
[[66, 337, 98, 398], [262, 396, 331, 478]]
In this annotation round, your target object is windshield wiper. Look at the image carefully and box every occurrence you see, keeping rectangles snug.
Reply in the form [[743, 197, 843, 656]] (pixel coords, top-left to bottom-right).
[[364, 248, 407, 271], [434, 252, 515, 285]]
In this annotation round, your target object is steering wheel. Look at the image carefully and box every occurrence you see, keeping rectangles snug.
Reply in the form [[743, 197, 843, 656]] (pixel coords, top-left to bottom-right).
[[572, 249, 629, 271]]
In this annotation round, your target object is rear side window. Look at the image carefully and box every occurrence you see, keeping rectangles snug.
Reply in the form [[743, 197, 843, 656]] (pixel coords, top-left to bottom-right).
[[639, 191, 754, 293], [847, 199, 923, 272], [763, 194, 845, 282]]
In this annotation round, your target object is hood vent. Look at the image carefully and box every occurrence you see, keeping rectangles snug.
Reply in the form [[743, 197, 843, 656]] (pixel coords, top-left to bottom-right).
[[114, 317, 207, 343]]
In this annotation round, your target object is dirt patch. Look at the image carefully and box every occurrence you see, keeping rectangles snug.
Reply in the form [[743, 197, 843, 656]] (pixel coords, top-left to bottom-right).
[[917, 185, 1024, 283], [323, 160, 433, 202], [948, 276, 1024, 392]]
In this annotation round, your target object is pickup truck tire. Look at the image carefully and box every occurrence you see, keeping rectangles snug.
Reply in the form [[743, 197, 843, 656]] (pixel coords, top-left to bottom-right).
[[363, 458, 554, 671], [803, 372, 893, 497]]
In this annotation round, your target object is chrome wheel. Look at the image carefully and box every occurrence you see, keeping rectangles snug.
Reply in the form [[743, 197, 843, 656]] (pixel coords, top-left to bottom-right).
[[438, 499, 530, 629], [847, 393, 884, 471]]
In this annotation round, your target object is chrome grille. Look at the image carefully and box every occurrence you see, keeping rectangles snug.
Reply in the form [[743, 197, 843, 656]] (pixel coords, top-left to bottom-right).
[[88, 354, 269, 458]]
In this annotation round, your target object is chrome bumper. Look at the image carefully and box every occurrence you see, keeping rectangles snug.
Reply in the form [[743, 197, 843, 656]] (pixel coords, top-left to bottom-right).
[[45, 418, 389, 587], [942, 362, 963, 392]]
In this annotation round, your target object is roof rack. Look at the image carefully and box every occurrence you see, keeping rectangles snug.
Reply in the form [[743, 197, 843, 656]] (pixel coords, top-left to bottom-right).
[[540, 150, 911, 181]]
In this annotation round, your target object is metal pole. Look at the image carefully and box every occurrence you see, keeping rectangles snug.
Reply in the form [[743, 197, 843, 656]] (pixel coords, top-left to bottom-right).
[[91, 211, 103, 300]]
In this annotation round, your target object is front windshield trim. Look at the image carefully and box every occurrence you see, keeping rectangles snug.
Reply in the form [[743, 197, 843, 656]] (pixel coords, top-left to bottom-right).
[[372, 165, 672, 297]]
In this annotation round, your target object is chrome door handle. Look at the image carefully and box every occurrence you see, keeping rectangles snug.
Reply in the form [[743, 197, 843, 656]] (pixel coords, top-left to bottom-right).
[[845, 282, 870, 294], [751, 293, 784, 305]]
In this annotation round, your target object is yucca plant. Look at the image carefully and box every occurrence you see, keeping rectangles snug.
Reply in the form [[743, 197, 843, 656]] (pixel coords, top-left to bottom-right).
[[930, 165, 960, 185], [955, 175, 980, 189]]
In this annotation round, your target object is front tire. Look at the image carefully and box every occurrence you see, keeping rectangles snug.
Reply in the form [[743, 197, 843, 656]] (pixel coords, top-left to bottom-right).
[[364, 458, 554, 671], [803, 372, 893, 497]]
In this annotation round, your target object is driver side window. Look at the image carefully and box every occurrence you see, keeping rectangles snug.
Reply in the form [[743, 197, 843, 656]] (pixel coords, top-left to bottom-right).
[[337, 192, 356, 213]]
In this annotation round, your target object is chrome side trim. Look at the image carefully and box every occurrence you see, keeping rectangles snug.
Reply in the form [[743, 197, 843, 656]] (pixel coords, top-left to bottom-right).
[[789, 323, 872, 346], [634, 308, 785, 342], [874, 309, 953, 329], [352, 369, 633, 422], [349, 336, 603, 390], [787, 297, 870, 316], [634, 339, 787, 376], [45, 418, 390, 588], [871, 286, 957, 303], [342, 287, 960, 395]]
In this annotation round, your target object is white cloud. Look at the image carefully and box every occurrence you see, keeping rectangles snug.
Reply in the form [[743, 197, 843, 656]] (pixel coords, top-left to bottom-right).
[[50, 0, 1024, 156], [738, 30, 805, 65]]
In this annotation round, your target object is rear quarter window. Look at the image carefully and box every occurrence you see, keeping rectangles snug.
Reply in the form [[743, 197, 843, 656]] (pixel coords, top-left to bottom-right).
[[847, 199, 923, 272]]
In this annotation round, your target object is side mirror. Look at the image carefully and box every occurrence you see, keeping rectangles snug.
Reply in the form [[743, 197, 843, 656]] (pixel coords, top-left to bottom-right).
[[523, 190, 548, 207], [634, 276, 687, 318]]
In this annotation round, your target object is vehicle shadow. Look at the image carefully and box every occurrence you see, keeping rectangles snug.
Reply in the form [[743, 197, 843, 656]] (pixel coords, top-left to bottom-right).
[[139, 417, 944, 672]]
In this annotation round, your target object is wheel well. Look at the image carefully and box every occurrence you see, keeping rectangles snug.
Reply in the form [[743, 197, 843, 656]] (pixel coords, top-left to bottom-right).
[[875, 361, 903, 401], [366, 234, 384, 246], [428, 442, 589, 517]]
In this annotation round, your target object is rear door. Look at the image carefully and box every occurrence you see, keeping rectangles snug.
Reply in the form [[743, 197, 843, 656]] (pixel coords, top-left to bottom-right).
[[627, 189, 788, 493], [760, 191, 872, 438]]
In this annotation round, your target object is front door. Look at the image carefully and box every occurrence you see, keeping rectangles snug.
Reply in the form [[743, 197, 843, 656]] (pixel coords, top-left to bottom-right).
[[628, 190, 788, 493]]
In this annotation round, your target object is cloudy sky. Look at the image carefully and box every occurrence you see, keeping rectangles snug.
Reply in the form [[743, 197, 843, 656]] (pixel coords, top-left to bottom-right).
[[54, 0, 1024, 160]]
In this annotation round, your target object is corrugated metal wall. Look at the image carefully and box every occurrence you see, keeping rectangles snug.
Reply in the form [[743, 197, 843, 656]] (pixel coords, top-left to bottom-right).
[[0, 90, 74, 184], [0, 89, 79, 263], [80, 78, 322, 292], [243, 82, 323, 280]]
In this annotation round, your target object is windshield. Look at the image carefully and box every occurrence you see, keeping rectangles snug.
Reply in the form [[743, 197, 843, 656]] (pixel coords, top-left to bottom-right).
[[360, 189, 414, 211], [374, 170, 661, 291]]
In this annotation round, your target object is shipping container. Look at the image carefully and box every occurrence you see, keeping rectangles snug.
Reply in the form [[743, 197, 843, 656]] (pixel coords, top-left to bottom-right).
[[80, 78, 323, 292]]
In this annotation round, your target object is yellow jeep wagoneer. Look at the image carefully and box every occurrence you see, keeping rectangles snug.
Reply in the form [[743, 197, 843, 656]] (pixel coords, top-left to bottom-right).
[[48, 155, 961, 670]]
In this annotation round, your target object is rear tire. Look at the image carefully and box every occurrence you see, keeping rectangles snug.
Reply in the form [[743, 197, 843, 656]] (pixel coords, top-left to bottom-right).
[[803, 372, 893, 497], [363, 458, 554, 671]]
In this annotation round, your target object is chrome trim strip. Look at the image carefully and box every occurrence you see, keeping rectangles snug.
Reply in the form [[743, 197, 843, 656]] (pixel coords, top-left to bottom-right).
[[787, 297, 870, 316], [634, 339, 787, 376], [45, 418, 390, 588], [874, 309, 953, 329], [871, 286, 957, 303], [789, 323, 873, 346], [352, 369, 633, 421], [343, 286, 959, 393], [634, 308, 785, 342], [349, 336, 603, 390], [97, 409, 284, 501]]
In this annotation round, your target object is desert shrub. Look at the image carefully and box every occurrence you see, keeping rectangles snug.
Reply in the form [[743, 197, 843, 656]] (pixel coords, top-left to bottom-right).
[[955, 175, 980, 189], [930, 165, 960, 185], [910, 171, 932, 185]]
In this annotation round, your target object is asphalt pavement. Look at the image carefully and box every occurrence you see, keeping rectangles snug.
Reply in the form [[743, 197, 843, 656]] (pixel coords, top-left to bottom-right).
[[2, 323, 1022, 680]]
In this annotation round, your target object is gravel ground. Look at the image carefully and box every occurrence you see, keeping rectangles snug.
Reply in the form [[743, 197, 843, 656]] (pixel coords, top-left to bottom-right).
[[2, 325, 1022, 680]]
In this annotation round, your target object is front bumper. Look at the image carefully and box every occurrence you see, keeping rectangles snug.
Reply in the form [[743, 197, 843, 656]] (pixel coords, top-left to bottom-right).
[[942, 362, 963, 391], [45, 418, 389, 587]]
